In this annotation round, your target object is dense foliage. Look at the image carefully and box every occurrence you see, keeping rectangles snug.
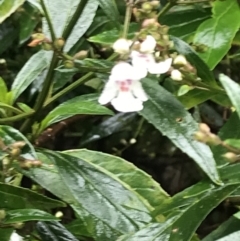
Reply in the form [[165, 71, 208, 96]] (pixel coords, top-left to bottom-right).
[[1, 0, 240, 240]]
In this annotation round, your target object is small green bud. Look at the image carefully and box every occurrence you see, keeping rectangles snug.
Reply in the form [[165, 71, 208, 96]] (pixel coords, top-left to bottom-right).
[[53, 38, 65, 50], [141, 2, 153, 12], [199, 123, 210, 134], [151, 1, 160, 8], [10, 148, 21, 158], [64, 60, 75, 69], [31, 33, 45, 41], [0, 210, 6, 220], [42, 42, 53, 51], [223, 152, 238, 163], [194, 131, 207, 142]]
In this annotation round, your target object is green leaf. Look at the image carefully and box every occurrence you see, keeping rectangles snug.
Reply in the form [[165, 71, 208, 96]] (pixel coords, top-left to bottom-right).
[[42, 0, 98, 52], [203, 216, 240, 241], [219, 74, 240, 119], [160, 8, 211, 41], [39, 94, 113, 133], [215, 231, 240, 241], [224, 139, 240, 150], [0, 183, 65, 210], [140, 78, 221, 184], [89, 23, 140, 45], [65, 219, 92, 238], [11, 50, 49, 102], [19, 2, 39, 44], [37, 221, 79, 241], [193, 0, 240, 69], [0, 78, 8, 103], [0, 0, 25, 23], [0, 229, 14, 241], [177, 85, 193, 96], [3, 209, 59, 224], [171, 36, 217, 86], [65, 149, 169, 209], [97, 0, 120, 28], [23, 150, 153, 240]]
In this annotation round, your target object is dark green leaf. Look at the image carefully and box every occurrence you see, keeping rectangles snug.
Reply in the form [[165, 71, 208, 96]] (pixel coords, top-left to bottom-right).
[[193, 0, 240, 69], [160, 8, 211, 41], [0, 0, 25, 23], [0, 183, 65, 210], [11, 50, 49, 102], [219, 74, 240, 119], [4, 209, 59, 224], [224, 139, 240, 150], [65, 149, 169, 209], [89, 23, 140, 45], [37, 221, 79, 241], [65, 219, 92, 238], [171, 36, 217, 86], [0, 229, 14, 241], [97, 0, 120, 28], [140, 78, 221, 184], [39, 94, 113, 133]]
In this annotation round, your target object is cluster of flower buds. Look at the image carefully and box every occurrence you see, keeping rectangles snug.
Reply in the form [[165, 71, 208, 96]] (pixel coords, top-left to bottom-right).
[[133, 1, 160, 22], [98, 35, 172, 112], [194, 123, 221, 145]]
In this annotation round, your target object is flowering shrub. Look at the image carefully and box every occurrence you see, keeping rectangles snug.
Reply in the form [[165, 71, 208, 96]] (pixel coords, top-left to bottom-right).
[[0, 0, 240, 240]]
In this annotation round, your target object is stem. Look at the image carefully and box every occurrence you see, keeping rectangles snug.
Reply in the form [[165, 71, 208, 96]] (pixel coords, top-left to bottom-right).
[[40, 0, 56, 41], [176, 0, 211, 4], [122, 0, 134, 38], [157, 2, 175, 18], [62, 0, 88, 40], [20, 53, 59, 133], [0, 112, 34, 124]]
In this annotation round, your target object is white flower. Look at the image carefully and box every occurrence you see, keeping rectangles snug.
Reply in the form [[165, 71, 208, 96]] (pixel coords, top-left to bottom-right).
[[171, 69, 182, 81], [140, 35, 156, 53], [112, 38, 131, 54], [9, 232, 23, 241], [98, 62, 148, 112]]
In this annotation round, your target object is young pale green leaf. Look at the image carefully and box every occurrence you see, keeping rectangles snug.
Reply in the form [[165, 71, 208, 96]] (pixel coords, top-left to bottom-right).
[[65, 149, 169, 209], [39, 94, 113, 133], [203, 216, 240, 241], [23, 150, 153, 240], [3, 209, 59, 224], [140, 78, 221, 184], [37, 221, 79, 241], [97, 0, 120, 28], [177, 85, 193, 96], [11, 50, 49, 102], [171, 36, 217, 86], [160, 8, 211, 41], [42, 0, 98, 52], [0, 0, 25, 23], [0, 183, 65, 210], [216, 231, 240, 241], [193, 0, 240, 70], [219, 74, 240, 119]]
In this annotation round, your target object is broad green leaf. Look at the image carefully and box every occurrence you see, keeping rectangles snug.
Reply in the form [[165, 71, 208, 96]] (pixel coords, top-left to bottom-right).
[[37, 221, 79, 241], [140, 78, 221, 184], [42, 0, 98, 52], [0, 183, 65, 210], [216, 231, 240, 241], [171, 36, 217, 86], [39, 94, 113, 133], [80, 113, 136, 145], [11, 50, 48, 102], [65, 149, 169, 209], [193, 0, 240, 69], [160, 8, 211, 41], [0, 125, 36, 160], [19, 2, 39, 44], [203, 216, 240, 241], [3, 209, 59, 224], [65, 219, 92, 238], [89, 23, 140, 45], [0, 229, 14, 241], [23, 150, 153, 240], [219, 74, 240, 119], [97, 0, 120, 28], [0, 0, 25, 23], [0, 78, 8, 103], [224, 139, 240, 150]]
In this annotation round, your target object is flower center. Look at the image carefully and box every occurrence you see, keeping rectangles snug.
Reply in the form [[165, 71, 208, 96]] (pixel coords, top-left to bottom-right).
[[117, 79, 132, 92]]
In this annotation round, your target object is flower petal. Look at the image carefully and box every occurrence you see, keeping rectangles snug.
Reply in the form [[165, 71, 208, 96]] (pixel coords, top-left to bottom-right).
[[110, 62, 137, 80], [131, 80, 148, 101], [10, 232, 23, 241], [98, 80, 118, 105], [171, 69, 182, 81], [148, 58, 172, 74], [111, 92, 143, 112], [140, 35, 156, 53], [112, 38, 130, 54]]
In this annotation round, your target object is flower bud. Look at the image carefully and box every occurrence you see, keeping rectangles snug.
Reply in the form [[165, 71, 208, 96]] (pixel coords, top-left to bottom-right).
[[151, 1, 160, 8], [141, 2, 153, 12], [0, 210, 6, 220], [142, 18, 158, 28], [64, 60, 75, 68], [42, 42, 53, 51], [208, 133, 221, 145], [55, 211, 63, 218], [74, 50, 88, 60], [32, 160, 42, 167], [54, 38, 65, 50], [112, 38, 130, 54], [199, 123, 210, 134], [223, 152, 238, 162], [10, 148, 21, 158], [31, 33, 45, 40], [171, 69, 182, 81], [140, 35, 156, 53], [2, 157, 10, 166], [194, 131, 207, 142], [12, 223, 24, 229], [174, 55, 188, 66], [10, 141, 26, 149]]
